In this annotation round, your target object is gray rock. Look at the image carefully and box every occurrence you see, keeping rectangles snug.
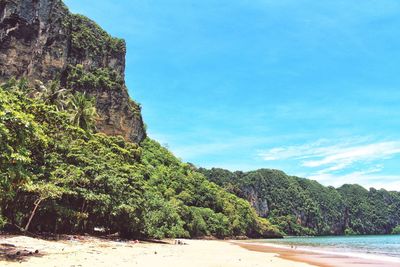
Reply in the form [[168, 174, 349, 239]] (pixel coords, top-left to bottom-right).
[[0, 0, 146, 143]]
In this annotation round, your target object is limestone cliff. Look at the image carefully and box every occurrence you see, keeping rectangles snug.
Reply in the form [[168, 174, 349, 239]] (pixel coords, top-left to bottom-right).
[[0, 0, 146, 143], [199, 168, 400, 236]]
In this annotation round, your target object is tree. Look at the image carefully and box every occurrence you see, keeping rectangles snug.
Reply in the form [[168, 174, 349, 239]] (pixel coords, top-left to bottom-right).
[[0, 83, 282, 239], [0, 87, 47, 228], [35, 80, 70, 111], [392, 226, 400, 235], [68, 92, 97, 132], [23, 182, 64, 231]]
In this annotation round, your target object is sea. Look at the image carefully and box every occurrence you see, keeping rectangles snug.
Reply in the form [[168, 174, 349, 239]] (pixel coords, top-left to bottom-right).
[[250, 235, 400, 264]]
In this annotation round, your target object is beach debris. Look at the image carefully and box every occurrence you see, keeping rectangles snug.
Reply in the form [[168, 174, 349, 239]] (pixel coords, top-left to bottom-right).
[[1, 243, 16, 248], [1, 248, 41, 260], [174, 239, 187, 245], [94, 227, 106, 233]]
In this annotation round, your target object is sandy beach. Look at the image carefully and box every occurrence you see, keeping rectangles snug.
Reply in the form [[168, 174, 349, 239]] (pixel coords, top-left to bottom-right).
[[0, 235, 312, 267], [2, 235, 399, 267]]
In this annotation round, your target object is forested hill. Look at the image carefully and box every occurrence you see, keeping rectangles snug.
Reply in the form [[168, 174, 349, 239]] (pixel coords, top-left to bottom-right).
[[0, 0, 281, 239], [0, 84, 281, 238], [199, 168, 400, 236]]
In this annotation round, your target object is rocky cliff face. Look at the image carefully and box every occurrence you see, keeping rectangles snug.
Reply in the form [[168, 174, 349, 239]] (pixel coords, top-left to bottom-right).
[[242, 187, 269, 218], [0, 0, 146, 143], [199, 168, 400, 236]]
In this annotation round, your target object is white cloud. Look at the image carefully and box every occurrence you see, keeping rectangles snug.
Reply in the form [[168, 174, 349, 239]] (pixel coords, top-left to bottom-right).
[[302, 141, 400, 169], [258, 139, 400, 190], [259, 139, 400, 172]]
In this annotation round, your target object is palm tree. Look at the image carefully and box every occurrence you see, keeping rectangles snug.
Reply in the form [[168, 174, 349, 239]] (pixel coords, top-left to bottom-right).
[[35, 80, 70, 111], [45, 81, 70, 110], [68, 92, 98, 132]]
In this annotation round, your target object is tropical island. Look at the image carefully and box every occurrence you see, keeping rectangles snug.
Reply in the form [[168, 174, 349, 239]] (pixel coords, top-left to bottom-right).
[[1, 0, 399, 266]]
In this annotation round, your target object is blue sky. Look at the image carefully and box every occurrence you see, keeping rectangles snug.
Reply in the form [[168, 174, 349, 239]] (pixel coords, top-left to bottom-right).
[[65, 0, 400, 190]]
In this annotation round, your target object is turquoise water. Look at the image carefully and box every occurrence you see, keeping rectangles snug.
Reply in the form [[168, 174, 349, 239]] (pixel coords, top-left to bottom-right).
[[250, 235, 400, 262]]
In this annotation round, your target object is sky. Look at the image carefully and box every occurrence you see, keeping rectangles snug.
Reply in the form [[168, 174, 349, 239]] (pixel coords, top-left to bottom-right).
[[64, 0, 400, 190]]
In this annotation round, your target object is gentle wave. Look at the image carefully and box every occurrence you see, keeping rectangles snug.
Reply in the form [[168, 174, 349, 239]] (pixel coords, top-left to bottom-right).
[[245, 236, 400, 264]]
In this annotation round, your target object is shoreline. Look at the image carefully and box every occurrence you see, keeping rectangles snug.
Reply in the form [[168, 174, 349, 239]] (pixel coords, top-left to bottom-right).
[[0, 234, 313, 267], [2, 234, 399, 267], [234, 241, 399, 267]]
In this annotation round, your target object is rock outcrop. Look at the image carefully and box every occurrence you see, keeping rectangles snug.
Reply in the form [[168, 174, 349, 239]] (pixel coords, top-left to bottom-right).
[[0, 0, 146, 143]]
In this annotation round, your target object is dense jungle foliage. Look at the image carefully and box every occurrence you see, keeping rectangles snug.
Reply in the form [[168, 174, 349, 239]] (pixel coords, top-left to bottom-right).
[[0, 80, 281, 239], [199, 168, 400, 236]]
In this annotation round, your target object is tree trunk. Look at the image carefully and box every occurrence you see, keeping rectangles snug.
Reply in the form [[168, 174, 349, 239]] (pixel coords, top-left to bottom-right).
[[24, 198, 43, 232]]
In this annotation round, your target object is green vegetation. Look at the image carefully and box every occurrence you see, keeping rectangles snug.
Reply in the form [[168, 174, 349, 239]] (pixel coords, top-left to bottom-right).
[[392, 226, 400, 235], [199, 168, 400, 236], [65, 64, 124, 92], [0, 81, 280, 239], [68, 92, 97, 131], [67, 14, 126, 57], [2, 78, 398, 239]]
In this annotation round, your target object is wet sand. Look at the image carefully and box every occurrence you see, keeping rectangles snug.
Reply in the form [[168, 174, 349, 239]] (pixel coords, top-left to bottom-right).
[[235, 241, 399, 267]]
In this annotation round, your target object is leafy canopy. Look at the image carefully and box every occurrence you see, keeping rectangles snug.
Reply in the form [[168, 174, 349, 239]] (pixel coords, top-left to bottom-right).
[[0, 82, 280, 239]]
